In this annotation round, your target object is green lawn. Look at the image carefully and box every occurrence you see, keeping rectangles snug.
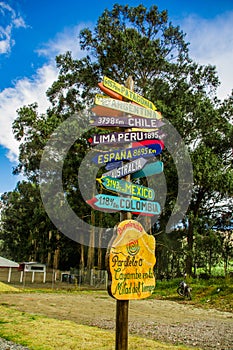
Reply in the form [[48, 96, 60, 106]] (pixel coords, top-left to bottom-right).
[[0, 304, 194, 350]]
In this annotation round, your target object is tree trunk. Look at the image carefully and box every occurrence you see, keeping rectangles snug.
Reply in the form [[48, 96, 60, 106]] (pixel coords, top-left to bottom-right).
[[97, 228, 103, 269], [53, 233, 60, 269], [87, 209, 95, 271], [186, 220, 194, 276], [97, 212, 103, 269], [208, 249, 212, 276], [47, 231, 52, 267]]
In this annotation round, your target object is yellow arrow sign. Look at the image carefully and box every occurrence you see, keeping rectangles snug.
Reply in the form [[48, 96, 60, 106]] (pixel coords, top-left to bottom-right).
[[94, 94, 161, 120], [103, 76, 157, 111]]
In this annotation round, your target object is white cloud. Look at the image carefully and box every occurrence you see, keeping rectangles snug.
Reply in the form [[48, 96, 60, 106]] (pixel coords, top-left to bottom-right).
[[0, 1, 27, 54], [36, 23, 90, 60], [181, 11, 233, 100], [0, 63, 58, 161], [0, 21, 90, 162]]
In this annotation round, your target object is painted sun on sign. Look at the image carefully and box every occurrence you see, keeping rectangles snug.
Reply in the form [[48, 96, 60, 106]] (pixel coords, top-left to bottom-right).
[[106, 220, 156, 300]]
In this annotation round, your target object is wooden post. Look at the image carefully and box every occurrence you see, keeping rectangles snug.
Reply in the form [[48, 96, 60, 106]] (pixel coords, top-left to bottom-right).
[[115, 300, 129, 350], [115, 76, 134, 350]]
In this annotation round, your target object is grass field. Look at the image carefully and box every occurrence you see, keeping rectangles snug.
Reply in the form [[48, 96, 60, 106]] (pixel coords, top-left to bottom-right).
[[0, 304, 197, 350], [153, 277, 233, 312], [0, 277, 232, 349], [0, 281, 21, 292]]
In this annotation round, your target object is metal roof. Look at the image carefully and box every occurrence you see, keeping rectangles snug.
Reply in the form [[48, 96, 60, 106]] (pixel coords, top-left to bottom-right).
[[0, 256, 19, 268]]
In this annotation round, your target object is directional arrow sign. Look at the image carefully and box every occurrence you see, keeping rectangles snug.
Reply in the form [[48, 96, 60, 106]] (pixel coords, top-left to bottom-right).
[[103, 76, 157, 110], [131, 161, 164, 179], [98, 82, 123, 101], [88, 130, 164, 146], [92, 144, 162, 165], [102, 157, 147, 178], [92, 104, 123, 117], [99, 176, 155, 200], [87, 194, 161, 215], [90, 115, 164, 129], [132, 139, 165, 150], [94, 94, 161, 119], [105, 161, 123, 171], [86, 197, 118, 213]]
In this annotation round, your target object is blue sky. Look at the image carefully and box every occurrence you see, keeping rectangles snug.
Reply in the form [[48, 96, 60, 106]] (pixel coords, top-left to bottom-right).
[[0, 0, 233, 194]]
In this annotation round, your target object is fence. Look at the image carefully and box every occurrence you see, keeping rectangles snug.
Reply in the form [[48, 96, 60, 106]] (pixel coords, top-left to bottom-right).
[[64, 268, 108, 288], [0, 267, 108, 289]]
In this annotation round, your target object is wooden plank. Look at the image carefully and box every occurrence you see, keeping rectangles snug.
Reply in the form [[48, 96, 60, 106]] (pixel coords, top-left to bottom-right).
[[103, 158, 148, 179], [98, 82, 123, 100], [99, 176, 155, 200], [132, 139, 164, 150], [105, 161, 123, 170], [131, 160, 164, 179], [88, 130, 164, 145], [89, 115, 164, 129], [103, 76, 157, 110], [92, 144, 162, 165], [94, 94, 161, 119], [106, 220, 156, 300], [86, 194, 161, 215]]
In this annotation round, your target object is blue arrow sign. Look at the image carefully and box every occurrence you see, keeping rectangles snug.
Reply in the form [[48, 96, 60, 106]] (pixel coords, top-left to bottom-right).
[[105, 161, 123, 171], [92, 144, 162, 165], [131, 161, 164, 179], [100, 176, 155, 200], [87, 194, 161, 215], [102, 157, 148, 178]]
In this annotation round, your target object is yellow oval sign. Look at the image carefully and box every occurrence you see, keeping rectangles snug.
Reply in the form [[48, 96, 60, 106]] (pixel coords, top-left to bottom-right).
[[106, 220, 156, 300]]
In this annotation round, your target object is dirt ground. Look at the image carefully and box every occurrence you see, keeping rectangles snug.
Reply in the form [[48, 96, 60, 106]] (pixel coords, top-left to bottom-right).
[[1, 291, 232, 349]]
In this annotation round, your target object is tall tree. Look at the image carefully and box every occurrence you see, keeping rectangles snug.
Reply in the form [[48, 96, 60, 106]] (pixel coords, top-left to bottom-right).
[[47, 4, 232, 274], [1, 4, 232, 275]]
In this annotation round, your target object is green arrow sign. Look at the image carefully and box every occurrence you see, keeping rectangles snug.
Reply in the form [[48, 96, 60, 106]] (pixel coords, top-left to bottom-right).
[[131, 161, 164, 179], [99, 176, 155, 200]]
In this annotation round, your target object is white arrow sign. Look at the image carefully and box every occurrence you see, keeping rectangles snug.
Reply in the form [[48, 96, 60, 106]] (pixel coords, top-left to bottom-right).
[[102, 157, 148, 179]]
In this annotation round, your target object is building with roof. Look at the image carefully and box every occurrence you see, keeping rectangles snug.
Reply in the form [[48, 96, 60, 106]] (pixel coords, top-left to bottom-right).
[[0, 256, 19, 282]]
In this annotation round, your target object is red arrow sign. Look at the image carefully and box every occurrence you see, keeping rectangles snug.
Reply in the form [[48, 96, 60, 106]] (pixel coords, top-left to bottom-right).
[[98, 82, 123, 101], [132, 139, 165, 150]]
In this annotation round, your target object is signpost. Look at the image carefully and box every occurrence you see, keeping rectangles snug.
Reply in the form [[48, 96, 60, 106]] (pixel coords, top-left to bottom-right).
[[92, 144, 162, 165], [86, 194, 161, 215], [98, 176, 155, 200], [88, 130, 164, 146], [102, 157, 148, 179], [90, 115, 164, 129], [94, 94, 161, 119], [87, 76, 163, 350]]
